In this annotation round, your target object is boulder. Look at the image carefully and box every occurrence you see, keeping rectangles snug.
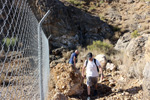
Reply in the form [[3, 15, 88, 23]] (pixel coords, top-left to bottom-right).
[[49, 63, 83, 97], [115, 32, 132, 51], [95, 54, 107, 69], [116, 34, 150, 78], [106, 63, 116, 71], [125, 36, 146, 58]]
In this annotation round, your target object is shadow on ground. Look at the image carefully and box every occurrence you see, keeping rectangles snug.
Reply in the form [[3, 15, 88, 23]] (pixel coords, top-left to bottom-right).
[[69, 83, 112, 100], [125, 86, 142, 95], [114, 85, 142, 95]]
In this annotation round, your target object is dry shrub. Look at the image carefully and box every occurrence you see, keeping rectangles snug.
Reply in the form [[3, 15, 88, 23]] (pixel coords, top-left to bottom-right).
[[109, 51, 123, 67], [131, 30, 140, 38], [62, 51, 73, 60]]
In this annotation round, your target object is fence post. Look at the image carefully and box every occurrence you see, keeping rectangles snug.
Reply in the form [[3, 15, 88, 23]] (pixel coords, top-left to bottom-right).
[[38, 10, 50, 100]]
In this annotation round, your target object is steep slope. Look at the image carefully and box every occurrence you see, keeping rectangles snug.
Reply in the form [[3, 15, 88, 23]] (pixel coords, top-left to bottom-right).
[[27, 0, 150, 99], [28, 0, 113, 49]]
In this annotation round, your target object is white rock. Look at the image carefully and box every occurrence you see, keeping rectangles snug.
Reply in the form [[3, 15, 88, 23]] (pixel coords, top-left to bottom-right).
[[106, 63, 116, 71], [95, 54, 106, 63], [95, 54, 107, 68]]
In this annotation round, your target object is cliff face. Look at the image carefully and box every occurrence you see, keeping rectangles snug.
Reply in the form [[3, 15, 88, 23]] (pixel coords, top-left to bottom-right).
[[28, 0, 113, 49]]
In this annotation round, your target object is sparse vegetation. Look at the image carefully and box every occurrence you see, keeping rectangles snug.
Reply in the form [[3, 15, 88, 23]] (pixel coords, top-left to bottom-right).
[[96, 2, 99, 7], [2, 37, 17, 51], [99, 14, 105, 21], [2, 37, 17, 47], [131, 30, 140, 38], [100, 0, 104, 4], [87, 40, 114, 54], [66, 0, 85, 6], [88, 5, 96, 11], [65, 0, 86, 9]]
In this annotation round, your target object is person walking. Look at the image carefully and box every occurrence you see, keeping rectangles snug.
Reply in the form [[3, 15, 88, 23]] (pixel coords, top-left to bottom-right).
[[69, 50, 79, 68], [82, 52, 104, 100]]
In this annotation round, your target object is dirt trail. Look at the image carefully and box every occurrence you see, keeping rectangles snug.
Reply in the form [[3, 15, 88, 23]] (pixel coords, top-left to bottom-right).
[[80, 70, 143, 100], [48, 62, 143, 100]]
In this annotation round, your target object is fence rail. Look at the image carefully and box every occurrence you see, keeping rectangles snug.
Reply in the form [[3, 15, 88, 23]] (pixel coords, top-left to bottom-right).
[[0, 0, 49, 100]]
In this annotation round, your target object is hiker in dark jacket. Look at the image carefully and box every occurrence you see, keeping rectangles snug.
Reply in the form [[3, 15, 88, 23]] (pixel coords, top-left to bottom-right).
[[82, 52, 104, 100]]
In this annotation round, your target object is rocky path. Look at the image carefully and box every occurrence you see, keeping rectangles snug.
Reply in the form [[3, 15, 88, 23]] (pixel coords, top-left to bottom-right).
[[80, 70, 143, 100], [48, 62, 143, 100]]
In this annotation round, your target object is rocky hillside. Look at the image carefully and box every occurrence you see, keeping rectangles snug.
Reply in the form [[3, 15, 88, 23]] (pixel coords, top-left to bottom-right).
[[28, 0, 150, 100], [47, 0, 150, 79], [28, 0, 113, 49], [48, 54, 144, 100]]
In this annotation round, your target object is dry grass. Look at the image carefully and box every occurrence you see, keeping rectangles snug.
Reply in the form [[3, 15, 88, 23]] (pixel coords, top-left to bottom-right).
[[62, 50, 73, 60], [119, 51, 145, 79]]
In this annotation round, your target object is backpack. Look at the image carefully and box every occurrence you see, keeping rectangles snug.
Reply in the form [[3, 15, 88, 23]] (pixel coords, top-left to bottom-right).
[[85, 59, 99, 72]]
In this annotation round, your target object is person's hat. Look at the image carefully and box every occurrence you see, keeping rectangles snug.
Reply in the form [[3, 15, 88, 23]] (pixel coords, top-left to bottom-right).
[[87, 52, 93, 59]]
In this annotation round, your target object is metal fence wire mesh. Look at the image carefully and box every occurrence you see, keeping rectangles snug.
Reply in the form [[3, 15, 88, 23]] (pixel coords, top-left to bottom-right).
[[0, 0, 49, 99]]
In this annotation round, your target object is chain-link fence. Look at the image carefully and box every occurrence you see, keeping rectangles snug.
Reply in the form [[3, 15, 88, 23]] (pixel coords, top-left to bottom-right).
[[0, 0, 49, 99]]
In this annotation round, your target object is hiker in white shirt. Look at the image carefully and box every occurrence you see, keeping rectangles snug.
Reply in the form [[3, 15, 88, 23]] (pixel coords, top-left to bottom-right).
[[82, 52, 104, 100]]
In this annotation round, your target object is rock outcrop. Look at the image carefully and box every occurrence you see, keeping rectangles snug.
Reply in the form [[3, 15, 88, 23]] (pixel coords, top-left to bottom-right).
[[115, 33, 132, 51], [143, 37, 150, 99], [48, 63, 83, 99], [116, 34, 150, 78], [28, 0, 113, 49], [95, 54, 107, 69]]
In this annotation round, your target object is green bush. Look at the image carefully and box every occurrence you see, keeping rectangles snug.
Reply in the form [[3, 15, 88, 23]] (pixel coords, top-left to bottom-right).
[[99, 14, 105, 21], [89, 5, 96, 11], [87, 40, 113, 54], [66, 0, 85, 6], [2, 37, 17, 48], [100, 0, 104, 4], [131, 30, 140, 38]]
